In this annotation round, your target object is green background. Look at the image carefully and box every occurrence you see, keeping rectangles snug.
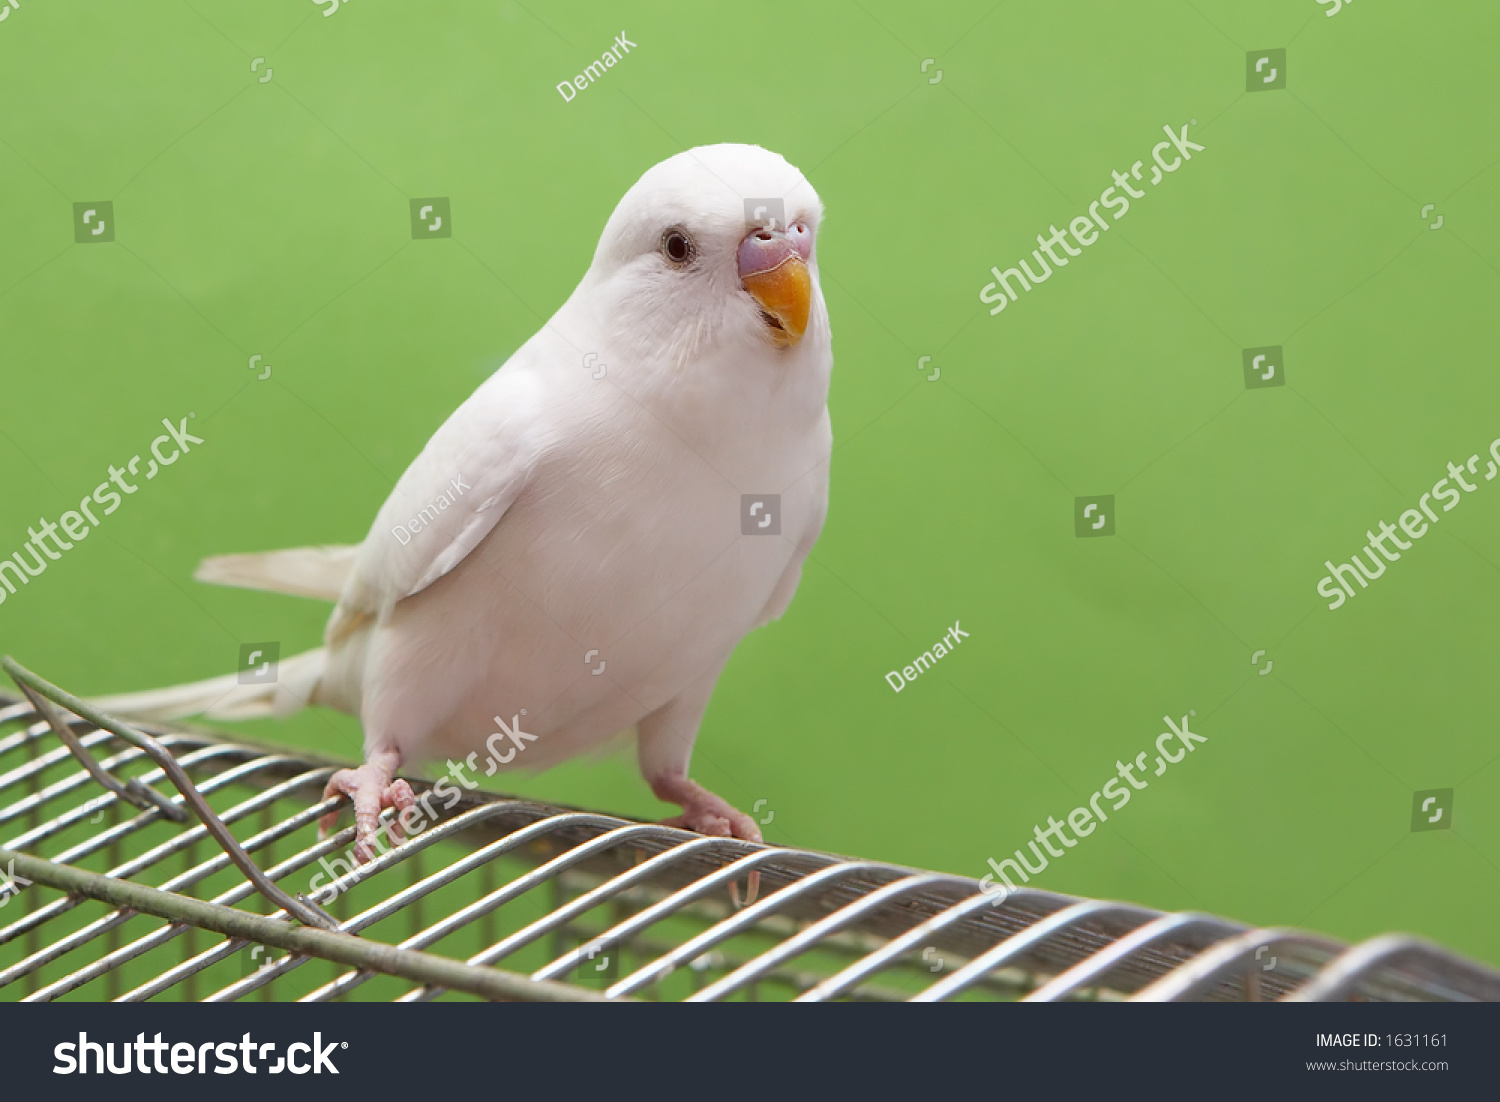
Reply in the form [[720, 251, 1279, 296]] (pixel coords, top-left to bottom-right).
[[2, 0, 1498, 967]]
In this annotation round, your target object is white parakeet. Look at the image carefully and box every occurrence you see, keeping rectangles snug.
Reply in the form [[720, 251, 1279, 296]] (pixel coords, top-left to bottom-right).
[[95, 143, 833, 863]]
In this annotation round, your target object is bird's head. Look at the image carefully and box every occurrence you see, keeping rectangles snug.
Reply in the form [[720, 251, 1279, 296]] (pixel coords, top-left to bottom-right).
[[585, 143, 828, 371]]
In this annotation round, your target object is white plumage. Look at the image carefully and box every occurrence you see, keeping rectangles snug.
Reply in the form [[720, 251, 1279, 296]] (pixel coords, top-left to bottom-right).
[[95, 143, 833, 861]]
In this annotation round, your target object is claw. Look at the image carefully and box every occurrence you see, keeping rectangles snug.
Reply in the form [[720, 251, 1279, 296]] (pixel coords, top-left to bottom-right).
[[651, 773, 764, 909], [730, 872, 761, 909], [318, 752, 413, 863]]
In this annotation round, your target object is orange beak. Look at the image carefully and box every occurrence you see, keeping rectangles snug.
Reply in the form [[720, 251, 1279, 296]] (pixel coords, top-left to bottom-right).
[[738, 231, 811, 348]]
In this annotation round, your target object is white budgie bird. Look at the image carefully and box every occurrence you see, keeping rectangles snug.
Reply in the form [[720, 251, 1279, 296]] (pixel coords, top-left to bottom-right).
[[95, 143, 832, 863]]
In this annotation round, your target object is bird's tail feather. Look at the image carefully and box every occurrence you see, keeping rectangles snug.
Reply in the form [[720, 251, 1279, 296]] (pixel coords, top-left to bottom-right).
[[194, 545, 359, 602], [91, 647, 328, 723]]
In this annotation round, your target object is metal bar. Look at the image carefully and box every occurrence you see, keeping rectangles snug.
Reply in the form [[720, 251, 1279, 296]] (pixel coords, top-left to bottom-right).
[[14, 681, 185, 822], [0, 846, 623, 1002], [303, 804, 593, 907], [304, 822, 689, 1003], [1131, 928, 1343, 1002], [533, 848, 828, 982], [1289, 934, 1500, 1003], [0, 717, 68, 761], [913, 902, 1157, 1001], [14, 754, 308, 863], [8, 683, 1500, 1006], [21, 728, 39, 998], [104, 802, 123, 1000], [608, 861, 894, 998], [1, 784, 339, 993], [110, 822, 381, 1003], [0, 720, 116, 790], [397, 834, 743, 1001], [2, 657, 336, 931], [689, 873, 971, 1002], [183, 840, 200, 1003], [0, 716, 209, 797], [0, 701, 36, 727], [3, 746, 290, 855], [1024, 913, 1242, 1002], [17, 799, 344, 1001], [212, 808, 628, 1001], [0, 734, 205, 827], [797, 890, 1040, 1002], [564, 917, 1031, 1001], [1, 744, 283, 957]]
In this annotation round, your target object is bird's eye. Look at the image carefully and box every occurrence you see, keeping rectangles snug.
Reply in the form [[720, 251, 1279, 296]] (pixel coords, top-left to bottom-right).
[[661, 228, 695, 265]]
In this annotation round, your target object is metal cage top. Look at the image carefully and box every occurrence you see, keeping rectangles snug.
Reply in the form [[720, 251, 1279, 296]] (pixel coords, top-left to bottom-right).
[[1, 662, 1496, 1004]]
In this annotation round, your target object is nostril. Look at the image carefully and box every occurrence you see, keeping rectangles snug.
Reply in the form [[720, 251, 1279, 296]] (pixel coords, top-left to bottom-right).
[[738, 228, 801, 279], [787, 221, 812, 261]]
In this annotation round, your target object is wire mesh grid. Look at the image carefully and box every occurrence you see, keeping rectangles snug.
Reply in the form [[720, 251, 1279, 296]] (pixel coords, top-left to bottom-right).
[[1, 668, 1497, 1004]]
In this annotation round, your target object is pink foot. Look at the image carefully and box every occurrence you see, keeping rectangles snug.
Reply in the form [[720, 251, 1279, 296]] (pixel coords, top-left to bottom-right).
[[652, 774, 763, 906], [318, 751, 415, 864]]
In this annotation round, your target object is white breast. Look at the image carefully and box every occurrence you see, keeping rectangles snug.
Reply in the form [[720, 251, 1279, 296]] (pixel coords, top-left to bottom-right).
[[351, 350, 831, 772]]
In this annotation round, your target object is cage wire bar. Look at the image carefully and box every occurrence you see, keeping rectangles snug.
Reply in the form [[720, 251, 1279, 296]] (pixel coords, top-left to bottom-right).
[[1, 658, 1497, 1004]]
